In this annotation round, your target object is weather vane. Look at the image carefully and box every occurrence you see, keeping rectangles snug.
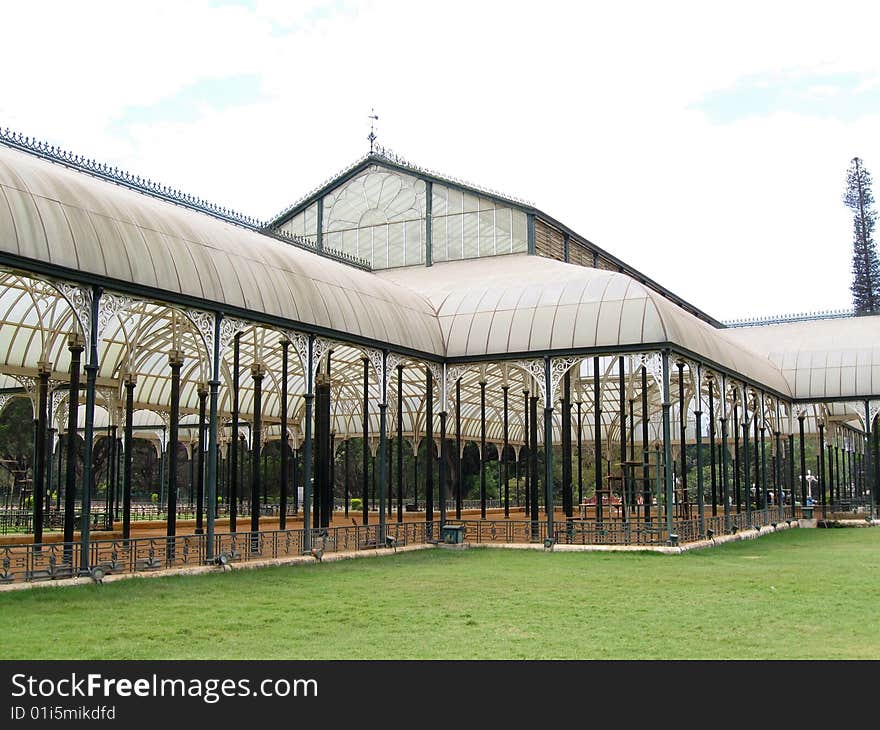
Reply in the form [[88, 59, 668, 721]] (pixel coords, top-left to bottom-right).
[[367, 108, 379, 153]]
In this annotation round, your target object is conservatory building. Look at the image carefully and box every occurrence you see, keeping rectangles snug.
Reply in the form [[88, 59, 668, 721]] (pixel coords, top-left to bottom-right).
[[0, 129, 877, 582]]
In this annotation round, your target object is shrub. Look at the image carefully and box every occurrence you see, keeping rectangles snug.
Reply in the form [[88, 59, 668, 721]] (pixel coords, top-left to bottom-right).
[[350, 498, 362, 511]]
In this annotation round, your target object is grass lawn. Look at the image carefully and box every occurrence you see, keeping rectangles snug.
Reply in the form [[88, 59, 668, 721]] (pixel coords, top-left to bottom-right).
[[2, 528, 878, 659]]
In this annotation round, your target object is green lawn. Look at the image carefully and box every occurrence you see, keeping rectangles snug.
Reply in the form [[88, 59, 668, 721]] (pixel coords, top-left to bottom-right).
[[2, 528, 878, 659]]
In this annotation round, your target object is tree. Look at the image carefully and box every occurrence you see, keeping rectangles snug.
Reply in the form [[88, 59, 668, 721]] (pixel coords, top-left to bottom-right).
[[844, 157, 880, 315]]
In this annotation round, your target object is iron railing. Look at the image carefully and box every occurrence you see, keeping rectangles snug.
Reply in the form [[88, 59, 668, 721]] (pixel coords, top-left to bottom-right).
[[0, 521, 443, 584], [0, 504, 812, 585]]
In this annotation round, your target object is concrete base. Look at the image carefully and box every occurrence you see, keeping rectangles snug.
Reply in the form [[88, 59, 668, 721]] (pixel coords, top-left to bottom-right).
[[436, 542, 470, 550]]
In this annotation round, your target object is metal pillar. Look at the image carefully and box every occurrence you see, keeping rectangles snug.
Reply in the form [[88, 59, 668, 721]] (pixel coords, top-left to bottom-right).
[[78, 287, 100, 574], [362, 357, 369, 525], [594, 357, 602, 524], [397, 364, 404, 522], [562, 371, 572, 518], [314, 373, 330, 528], [818, 421, 826, 518], [694, 367, 704, 536], [230, 333, 240, 533], [425, 367, 434, 527], [865, 402, 874, 517], [720, 378, 731, 531], [195, 386, 207, 534], [205, 313, 221, 562], [480, 379, 486, 518], [641, 365, 650, 522], [33, 368, 48, 545], [523, 388, 530, 517], [760, 422, 768, 517], [166, 352, 183, 540], [344, 439, 350, 518], [529, 394, 539, 539], [302, 335, 315, 550], [63, 335, 83, 554], [543, 357, 554, 541], [677, 361, 688, 517], [439, 410, 447, 528], [708, 378, 717, 516], [577, 400, 583, 506], [122, 377, 135, 540], [279, 340, 289, 530], [618, 358, 626, 519], [378, 352, 388, 542], [502, 385, 510, 518], [455, 377, 462, 520], [661, 351, 674, 538], [743, 394, 751, 525], [733, 399, 741, 514]]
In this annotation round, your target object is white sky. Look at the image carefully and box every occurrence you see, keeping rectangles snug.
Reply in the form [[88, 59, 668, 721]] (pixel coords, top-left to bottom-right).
[[2, 0, 879, 322]]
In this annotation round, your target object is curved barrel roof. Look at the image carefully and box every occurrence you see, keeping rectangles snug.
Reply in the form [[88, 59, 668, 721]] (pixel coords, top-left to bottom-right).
[[0, 144, 443, 355], [379, 256, 793, 395]]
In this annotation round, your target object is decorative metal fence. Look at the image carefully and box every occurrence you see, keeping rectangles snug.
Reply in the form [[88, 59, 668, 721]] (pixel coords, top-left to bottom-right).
[[0, 521, 443, 584], [0, 504, 808, 585]]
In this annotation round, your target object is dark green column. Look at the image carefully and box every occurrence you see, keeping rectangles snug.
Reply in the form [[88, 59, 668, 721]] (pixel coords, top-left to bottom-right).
[[378, 353, 388, 541], [480, 380, 486, 518], [33, 367, 49, 545], [661, 351, 674, 538], [279, 340, 289, 530], [733, 399, 741, 514], [166, 351, 184, 540], [529, 394, 539, 538], [205, 313, 221, 561], [760, 422, 768, 519], [455, 377, 462, 520], [577, 400, 583, 506], [302, 335, 315, 551], [798, 413, 807, 507], [63, 335, 83, 556], [122, 377, 135, 539], [397, 364, 404, 522], [230, 333, 240, 532], [543, 357, 554, 541], [594, 357, 603, 524], [195, 386, 207, 534], [523, 387, 530, 517], [641, 366, 650, 522], [502, 384, 510, 518], [78, 287, 101, 574], [865, 402, 874, 517], [439, 410, 447, 528], [694, 373, 704, 536], [562, 371, 572, 518], [743, 393, 751, 526], [361, 358, 369, 525], [818, 420, 826, 518], [314, 373, 330, 529], [708, 377, 717, 516], [425, 368, 434, 528], [618, 358, 626, 519], [676, 360, 688, 518]]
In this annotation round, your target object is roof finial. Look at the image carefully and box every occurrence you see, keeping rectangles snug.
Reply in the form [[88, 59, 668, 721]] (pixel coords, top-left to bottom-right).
[[367, 108, 379, 153]]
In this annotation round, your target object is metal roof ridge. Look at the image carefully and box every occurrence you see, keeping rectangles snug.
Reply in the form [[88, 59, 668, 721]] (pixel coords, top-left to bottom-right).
[[0, 126, 265, 230]]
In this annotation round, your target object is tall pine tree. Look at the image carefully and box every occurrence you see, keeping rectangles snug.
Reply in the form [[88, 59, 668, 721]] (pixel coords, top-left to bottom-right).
[[844, 157, 880, 314]]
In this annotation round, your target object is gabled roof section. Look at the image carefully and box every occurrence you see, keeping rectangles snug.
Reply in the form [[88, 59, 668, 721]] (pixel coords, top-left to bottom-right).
[[266, 145, 535, 228]]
